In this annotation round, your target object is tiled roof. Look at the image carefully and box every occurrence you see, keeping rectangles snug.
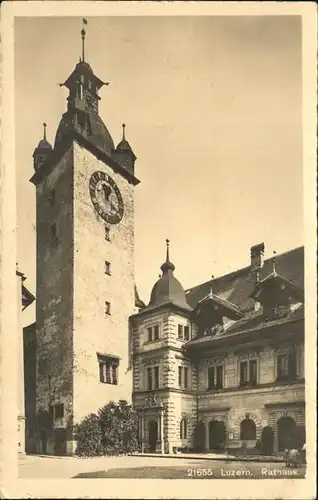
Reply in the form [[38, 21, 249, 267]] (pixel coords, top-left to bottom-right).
[[186, 304, 304, 349], [185, 246, 304, 313]]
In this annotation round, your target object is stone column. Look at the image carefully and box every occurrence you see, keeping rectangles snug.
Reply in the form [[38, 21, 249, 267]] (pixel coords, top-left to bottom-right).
[[205, 421, 209, 451], [160, 410, 164, 454], [141, 413, 145, 453]]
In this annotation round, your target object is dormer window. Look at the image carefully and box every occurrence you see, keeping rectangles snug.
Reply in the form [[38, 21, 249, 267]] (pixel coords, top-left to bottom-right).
[[194, 292, 243, 338], [250, 260, 304, 322]]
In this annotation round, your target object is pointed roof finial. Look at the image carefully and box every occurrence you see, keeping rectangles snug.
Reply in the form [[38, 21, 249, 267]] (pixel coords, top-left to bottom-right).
[[122, 123, 126, 140], [160, 239, 175, 274], [272, 251, 277, 276], [209, 275, 215, 298], [81, 18, 88, 62], [43, 122, 47, 141], [166, 239, 170, 262]]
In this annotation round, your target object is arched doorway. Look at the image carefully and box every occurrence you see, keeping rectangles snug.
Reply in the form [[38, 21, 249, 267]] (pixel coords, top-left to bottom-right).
[[277, 416, 297, 451], [209, 420, 226, 450], [148, 420, 158, 452], [240, 418, 256, 441], [261, 426, 274, 455], [194, 421, 205, 451]]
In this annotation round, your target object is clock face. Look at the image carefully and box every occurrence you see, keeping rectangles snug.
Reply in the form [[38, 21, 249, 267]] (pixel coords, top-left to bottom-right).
[[89, 171, 124, 224]]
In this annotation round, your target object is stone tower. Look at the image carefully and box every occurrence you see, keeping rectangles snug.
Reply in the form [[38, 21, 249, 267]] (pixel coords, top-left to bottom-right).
[[131, 241, 197, 454], [30, 22, 139, 455]]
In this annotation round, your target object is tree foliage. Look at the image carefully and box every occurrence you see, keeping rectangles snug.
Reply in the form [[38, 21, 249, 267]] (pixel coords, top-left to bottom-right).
[[74, 400, 138, 457]]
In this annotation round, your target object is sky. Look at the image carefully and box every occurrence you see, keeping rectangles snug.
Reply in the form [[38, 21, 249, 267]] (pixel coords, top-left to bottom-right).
[[15, 15, 303, 326]]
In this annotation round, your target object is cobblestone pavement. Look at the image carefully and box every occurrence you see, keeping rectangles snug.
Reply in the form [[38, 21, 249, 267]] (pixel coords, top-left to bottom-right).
[[19, 454, 306, 480]]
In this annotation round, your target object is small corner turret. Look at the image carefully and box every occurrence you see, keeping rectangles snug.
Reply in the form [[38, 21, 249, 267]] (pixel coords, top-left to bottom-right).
[[112, 123, 137, 176], [32, 122, 52, 171]]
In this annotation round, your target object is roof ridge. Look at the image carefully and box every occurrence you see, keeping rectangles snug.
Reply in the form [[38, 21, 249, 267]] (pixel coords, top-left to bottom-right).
[[185, 246, 304, 293]]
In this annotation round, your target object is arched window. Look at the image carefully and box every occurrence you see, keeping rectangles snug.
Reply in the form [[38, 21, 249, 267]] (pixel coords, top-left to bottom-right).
[[180, 418, 187, 439], [240, 418, 256, 440]]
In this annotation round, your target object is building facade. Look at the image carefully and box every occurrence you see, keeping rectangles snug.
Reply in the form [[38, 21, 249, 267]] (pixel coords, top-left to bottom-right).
[[24, 26, 305, 457], [17, 267, 35, 454], [29, 26, 139, 455], [131, 242, 305, 456]]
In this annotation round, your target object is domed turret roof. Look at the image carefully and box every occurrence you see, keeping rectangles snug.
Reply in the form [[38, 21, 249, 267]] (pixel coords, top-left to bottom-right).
[[147, 240, 191, 311], [37, 139, 52, 150], [54, 111, 114, 156]]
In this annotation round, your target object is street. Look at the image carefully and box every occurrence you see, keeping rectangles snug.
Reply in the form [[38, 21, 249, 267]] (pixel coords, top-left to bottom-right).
[[19, 454, 306, 479]]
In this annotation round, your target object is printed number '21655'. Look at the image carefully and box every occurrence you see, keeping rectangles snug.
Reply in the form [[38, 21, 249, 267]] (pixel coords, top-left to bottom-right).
[[187, 469, 213, 477]]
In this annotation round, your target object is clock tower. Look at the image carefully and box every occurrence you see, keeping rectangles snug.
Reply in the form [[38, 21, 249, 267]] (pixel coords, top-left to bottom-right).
[[30, 22, 139, 455]]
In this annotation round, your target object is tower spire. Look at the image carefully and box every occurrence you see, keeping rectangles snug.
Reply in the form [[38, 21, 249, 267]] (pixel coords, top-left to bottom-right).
[[166, 239, 170, 262], [43, 122, 47, 141], [272, 251, 277, 276], [81, 18, 88, 62], [160, 239, 175, 274]]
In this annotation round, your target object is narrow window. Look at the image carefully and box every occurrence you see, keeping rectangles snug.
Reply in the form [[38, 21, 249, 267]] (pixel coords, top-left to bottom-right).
[[208, 366, 215, 389], [240, 361, 248, 386], [147, 367, 153, 391], [180, 419, 187, 439], [111, 364, 118, 385], [105, 226, 111, 241], [105, 362, 111, 384], [154, 366, 159, 389], [288, 349, 297, 379], [277, 354, 288, 379], [50, 223, 57, 241], [184, 326, 190, 341], [77, 109, 85, 127], [105, 261, 111, 275], [154, 325, 159, 340], [55, 403, 64, 419], [105, 301, 111, 315], [216, 365, 223, 389], [78, 82, 83, 100], [184, 367, 189, 389], [99, 362, 105, 383], [249, 360, 257, 385], [147, 327, 153, 342], [178, 325, 183, 339], [99, 357, 119, 385], [178, 366, 182, 387]]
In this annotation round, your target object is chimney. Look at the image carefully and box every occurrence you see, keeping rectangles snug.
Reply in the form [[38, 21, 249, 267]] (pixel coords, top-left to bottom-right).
[[250, 243, 265, 281]]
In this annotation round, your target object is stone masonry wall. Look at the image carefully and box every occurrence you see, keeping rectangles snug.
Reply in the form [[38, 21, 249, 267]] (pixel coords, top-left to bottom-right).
[[35, 146, 74, 443], [72, 142, 135, 424], [197, 337, 305, 449], [133, 309, 197, 451]]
